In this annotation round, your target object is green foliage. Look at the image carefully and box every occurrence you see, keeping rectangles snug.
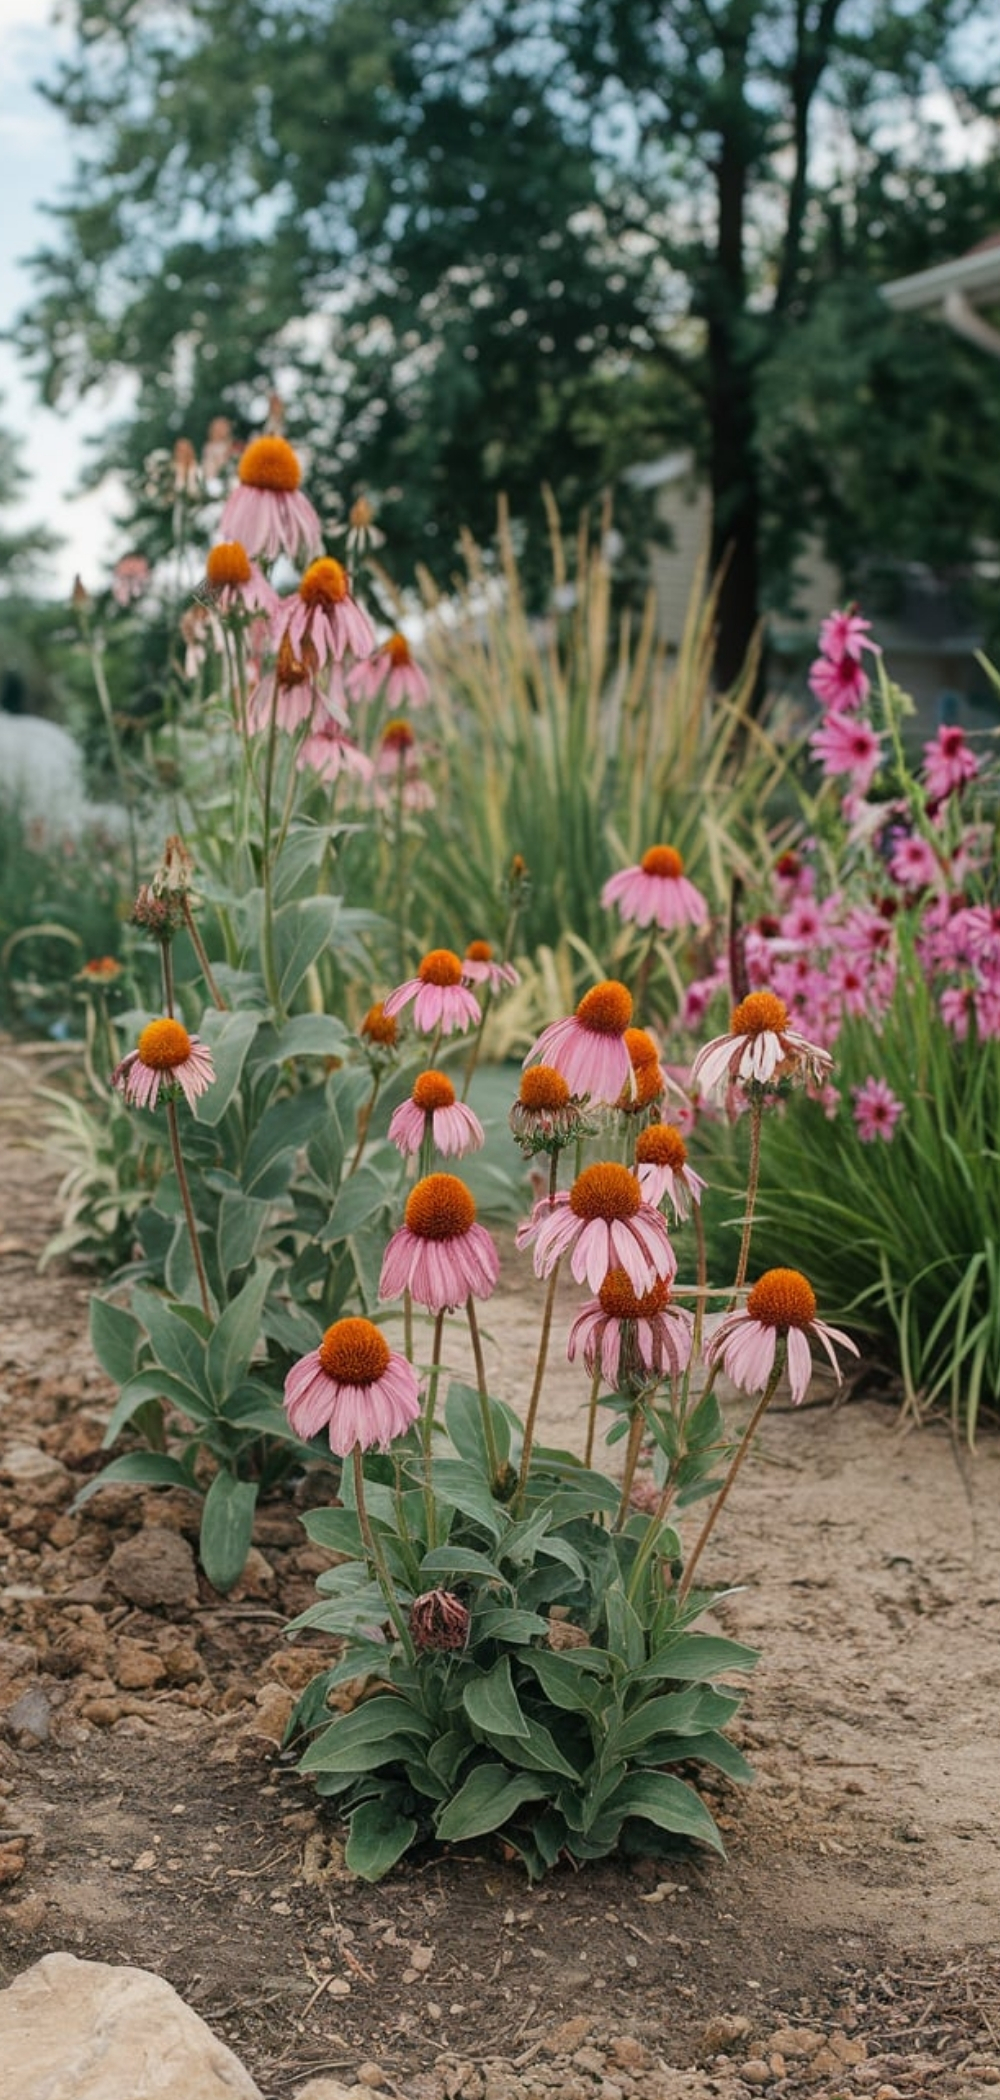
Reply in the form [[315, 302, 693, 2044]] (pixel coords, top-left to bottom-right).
[[286, 1381, 757, 1880], [15, 1, 1000, 666], [0, 807, 130, 1033]]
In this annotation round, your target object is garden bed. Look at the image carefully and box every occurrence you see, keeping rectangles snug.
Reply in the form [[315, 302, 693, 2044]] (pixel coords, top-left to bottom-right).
[[2, 1036, 1000, 2100]]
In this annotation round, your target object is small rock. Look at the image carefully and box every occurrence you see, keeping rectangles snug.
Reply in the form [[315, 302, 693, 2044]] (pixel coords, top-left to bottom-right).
[[765, 2028, 824, 2061], [244, 1683, 294, 1745], [739, 2063, 773, 2089], [829, 2032, 867, 2066], [1, 1686, 52, 1745], [112, 1640, 168, 1691], [607, 2038, 652, 2072], [895, 1819, 927, 1843], [224, 1547, 276, 1600], [701, 2016, 751, 2054], [1, 1443, 70, 1497], [293, 2084, 358, 2100], [0, 1838, 27, 1887], [4, 1892, 48, 1934], [159, 1641, 204, 1685], [541, 2016, 592, 2056], [573, 2048, 606, 2076], [0, 1953, 263, 2096], [109, 1526, 199, 1610], [356, 2066, 389, 2090]]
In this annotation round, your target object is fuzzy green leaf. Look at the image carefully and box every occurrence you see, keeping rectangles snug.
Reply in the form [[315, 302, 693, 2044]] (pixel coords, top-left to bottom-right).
[[200, 1470, 259, 1593], [434, 1763, 550, 1843], [344, 1797, 418, 1881]]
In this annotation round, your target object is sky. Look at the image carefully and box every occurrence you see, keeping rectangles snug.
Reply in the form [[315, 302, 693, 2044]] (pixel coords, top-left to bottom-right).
[[0, 0, 121, 597]]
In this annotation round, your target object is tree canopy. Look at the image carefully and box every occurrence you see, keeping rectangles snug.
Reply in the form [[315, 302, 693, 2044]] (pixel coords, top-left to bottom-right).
[[17, 0, 1000, 673]]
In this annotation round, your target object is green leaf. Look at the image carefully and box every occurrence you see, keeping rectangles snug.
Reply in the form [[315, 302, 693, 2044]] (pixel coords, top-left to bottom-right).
[[217, 1191, 270, 1279], [89, 1297, 145, 1385], [320, 1165, 391, 1244], [471, 1607, 550, 1644], [205, 1262, 273, 1403], [444, 1380, 513, 1469], [299, 1696, 432, 1774], [600, 1770, 724, 1854], [419, 1545, 508, 1585], [258, 1012, 350, 1064], [132, 1286, 210, 1391], [644, 1729, 754, 1784], [434, 1763, 550, 1843], [632, 1633, 759, 1684], [344, 1797, 418, 1881], [483, 1717, 581, 1779], [199, 1471, 259, 1593], [519, 1650, 609, 1714], [243, 1087, 327, 1197], [192, 1010, 261, 1126], [101, 1369, 215, 1445], [73, 1453, 195, 1510], [274, 896, 342, 1009], [604, 1584, 646, 1670], [463, 1656, 530, 1739], [430, 1459, 506, 1540], [611, 1689, 740, 1755], [301, 1507, 365, 1557]]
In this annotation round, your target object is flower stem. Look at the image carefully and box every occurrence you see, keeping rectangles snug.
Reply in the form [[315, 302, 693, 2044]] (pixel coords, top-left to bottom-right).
[[348, 1072, 381, 1176], [182, 897, 227, 1011], [260, 684, 284, 1019], [165, 1097, 213, 1322], [421, 1310, 446, 1547], [516, 1257, 561, 1505], [676, 1347, 786, 1606], [461, 988, 491, 1103], [583, 1360, 602, 1469], [732, 1092, 764, 1298], [352, 1444, 415, 1663], [465, 1296, 502, 1487], [613, 1406, 646, 1531], [160, 941, 175, 1019]]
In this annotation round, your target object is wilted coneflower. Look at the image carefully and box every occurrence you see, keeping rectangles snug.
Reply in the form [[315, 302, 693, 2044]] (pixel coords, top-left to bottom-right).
[[634, 1122, 706, 1221], [704, 1267, 857, 1408], [379, 1173, 500, 1312], [347, 630, 431, 708], [247, 632, 330, 735], [601, 845, 709, 933], [388, 1071, 485, 1160], [219, 435, 322, 564], [567, 1267, 693, 1389], [283, 1316, 420, 1456], [460, 940, 519, 993], [690, 990, 831, 1102], [204, 540, 279, 618]]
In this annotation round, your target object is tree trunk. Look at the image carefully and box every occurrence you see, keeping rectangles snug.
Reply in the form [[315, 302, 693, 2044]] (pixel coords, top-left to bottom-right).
[[708, 338, 761, 693]]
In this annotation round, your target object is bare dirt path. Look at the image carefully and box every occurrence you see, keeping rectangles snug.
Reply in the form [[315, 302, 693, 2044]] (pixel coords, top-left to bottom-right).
[[2, 1035, 1000, 2100]]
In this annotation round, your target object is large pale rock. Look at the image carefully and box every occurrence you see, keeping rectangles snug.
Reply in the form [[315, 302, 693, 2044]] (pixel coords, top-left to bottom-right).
[[0, 1952, 264, 2100]]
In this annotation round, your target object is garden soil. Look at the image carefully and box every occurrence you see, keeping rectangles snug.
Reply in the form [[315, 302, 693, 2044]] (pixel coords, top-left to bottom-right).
[[2, 1035, 1000, 2100]]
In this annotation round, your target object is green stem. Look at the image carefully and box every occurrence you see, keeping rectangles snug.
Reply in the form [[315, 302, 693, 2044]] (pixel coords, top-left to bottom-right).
[[732, 1092, 764, 1299], [182, 898, 227, 1011], [260, 683, 284, 1019], [403, 1287, 414, 1365], [461, 988, 492, 1103], [421, 1310, 447, 1548], [348, 1071, 381, 1177], [613, 1407, 646, 1532], [352, 1445, 415, 1662], [676, 1349, 786, 1607], [583, 1360, 602, 1470], [165, 1097, 213, 1322], [516, 1257, 561, 1506], [161, 942, 175, 1020], [465, 1296, 502, 1487]]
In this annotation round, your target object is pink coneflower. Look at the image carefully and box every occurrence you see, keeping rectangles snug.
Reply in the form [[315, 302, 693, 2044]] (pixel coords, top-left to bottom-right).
[[601, 845, 709, 932], [705, 1267, 857, 1407], [810, 711, 883, 794], [808, 655, 871, 711], [247, 633, 328, 734], [383, 949, 481, 1036], [634, 1123, 706, 1221], [508, 1066, 590, 1155], [204, 540, 279, 618], [379, 1174, 499, 1311], [888, 833, 939, 890], [375, 718, 436, 812], [460, 940, 519, 993], [691, 991, 832, 1101], [524, 980, 635, 1107], [817, 607, 879, 665], [346, 631, 431, 708], [219, 435, 322, 564], [567, 1268, 693, 1389], [388, 1070, 485, 1159], [923, 724, 979, 804], [618, 1026, 667, 1115], [296, 712, 374, 788], [111, 554, 151, 607], [283, 1317, 419, 1456], [516, 1161, 676, 1295], [275, 557, 375, 667], [111, 1017, 215, 1112], [852, 1076, 903, 1144]]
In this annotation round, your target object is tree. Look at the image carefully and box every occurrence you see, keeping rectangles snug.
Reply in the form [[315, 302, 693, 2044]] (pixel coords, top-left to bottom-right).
[[16, 1, 1000, 677]]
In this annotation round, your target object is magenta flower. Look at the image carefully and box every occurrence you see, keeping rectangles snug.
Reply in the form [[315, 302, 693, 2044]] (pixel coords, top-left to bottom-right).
[[601, 845, 709, 933], [691, 990, 832, 1101], [274, 557, 375, 667], [524, 979, 635, 1107], [567, 1267, 693, 1389], [888, 833, 939, 890], [284, 1317, 419, 1456], [111, 1018, 215, 1112], [379, 1174, 499, 1312], [346, 631, 431, 708], [808, 655, 871, 711], [809, 710, 883, 794], [705, 1268, 857, 1407], [296, 714, 374, 788], [516, 1162, 676, 1295], [852, 1077, 903, 1144], [219, 435, 322, 564], [383, 949, 481, 1036], [634, 1122, 706, 1222], [247, 633, 332, 734], [922, 725, 979, 804], [388, 1071, 485, 1159], [817, 607, 879, 665]]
